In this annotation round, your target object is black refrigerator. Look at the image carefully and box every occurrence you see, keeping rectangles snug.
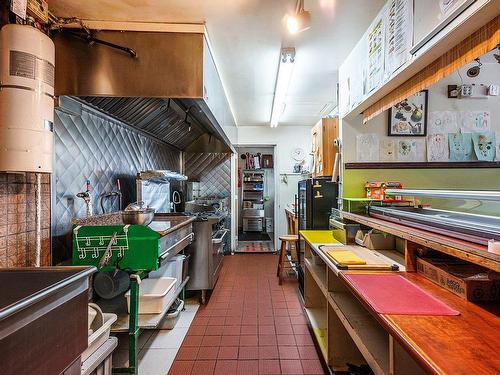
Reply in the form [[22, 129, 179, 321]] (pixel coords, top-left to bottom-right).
[[297, 177, 338, 296]]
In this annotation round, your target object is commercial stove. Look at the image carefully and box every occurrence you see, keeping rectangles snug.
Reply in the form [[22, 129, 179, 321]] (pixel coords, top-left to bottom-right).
[[185, 210, 228, 303]]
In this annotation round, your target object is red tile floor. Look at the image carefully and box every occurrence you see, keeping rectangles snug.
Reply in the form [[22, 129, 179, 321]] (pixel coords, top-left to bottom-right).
[[168, 254, 326, 375], [236, 241, 275, 253]]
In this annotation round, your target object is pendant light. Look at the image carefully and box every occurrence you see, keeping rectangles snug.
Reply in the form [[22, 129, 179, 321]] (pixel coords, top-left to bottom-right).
[[287, 0, 311, 34]]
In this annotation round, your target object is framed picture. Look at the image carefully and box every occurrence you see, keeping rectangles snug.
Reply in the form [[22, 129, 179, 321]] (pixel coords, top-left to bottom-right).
[[388, 90, 428, 136]]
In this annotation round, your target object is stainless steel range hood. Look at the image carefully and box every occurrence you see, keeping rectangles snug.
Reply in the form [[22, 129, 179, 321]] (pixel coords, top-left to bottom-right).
[[53, 29, 235, 152]]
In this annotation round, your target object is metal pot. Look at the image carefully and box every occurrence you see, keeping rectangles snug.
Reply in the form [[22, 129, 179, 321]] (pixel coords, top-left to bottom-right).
[[121, 207, 155, 225]]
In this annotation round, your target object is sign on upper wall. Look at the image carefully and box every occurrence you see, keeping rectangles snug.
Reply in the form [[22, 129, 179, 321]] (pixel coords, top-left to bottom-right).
[[339, 0, 414, 117], [339, 0, 481, 118]]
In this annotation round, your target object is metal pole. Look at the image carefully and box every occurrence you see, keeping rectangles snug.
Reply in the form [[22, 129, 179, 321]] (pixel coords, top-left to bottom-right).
[[128, 274, 140, 374]]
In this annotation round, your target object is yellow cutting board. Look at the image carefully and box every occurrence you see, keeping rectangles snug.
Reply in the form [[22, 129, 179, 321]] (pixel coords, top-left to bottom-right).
[[300, 230, 340, 245], [324, 250, 366, 265]]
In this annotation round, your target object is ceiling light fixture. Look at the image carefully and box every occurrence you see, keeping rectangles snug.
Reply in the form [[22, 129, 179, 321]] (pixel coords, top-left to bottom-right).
[[287, 0, 311, 34], [270, 48, 296, 128]]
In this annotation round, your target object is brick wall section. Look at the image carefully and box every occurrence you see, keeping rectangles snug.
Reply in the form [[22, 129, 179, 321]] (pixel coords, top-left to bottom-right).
[[0, 172, 51, 268]]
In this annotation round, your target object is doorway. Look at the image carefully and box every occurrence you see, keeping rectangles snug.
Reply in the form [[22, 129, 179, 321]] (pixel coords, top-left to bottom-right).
[[234, 145, 276, 253]]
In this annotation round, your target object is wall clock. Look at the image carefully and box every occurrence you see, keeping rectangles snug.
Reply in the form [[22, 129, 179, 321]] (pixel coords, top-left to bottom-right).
[[291, 147, 306, 161]]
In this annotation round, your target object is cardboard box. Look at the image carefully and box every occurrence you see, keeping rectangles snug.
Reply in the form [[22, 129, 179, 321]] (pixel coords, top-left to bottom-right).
[[355, 229, 395, 250], [416, 257, 500, 301], [365, 181, 404, 202]]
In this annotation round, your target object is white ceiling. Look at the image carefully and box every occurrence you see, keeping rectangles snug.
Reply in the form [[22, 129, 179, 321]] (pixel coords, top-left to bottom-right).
[[49, 0, 385, 127]]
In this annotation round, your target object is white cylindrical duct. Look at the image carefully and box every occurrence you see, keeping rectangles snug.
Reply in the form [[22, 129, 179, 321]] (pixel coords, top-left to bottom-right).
[[0, 24, 55, 173]]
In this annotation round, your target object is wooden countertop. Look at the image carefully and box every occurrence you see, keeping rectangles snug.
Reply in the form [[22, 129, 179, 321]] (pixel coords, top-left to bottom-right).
[[341, 271, 500, 375], [342, 212, 500, 272], [301, 230, 500, 375]]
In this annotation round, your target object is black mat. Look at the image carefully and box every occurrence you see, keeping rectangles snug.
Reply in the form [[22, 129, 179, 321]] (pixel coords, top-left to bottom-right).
[[238, 231, 271, 242]]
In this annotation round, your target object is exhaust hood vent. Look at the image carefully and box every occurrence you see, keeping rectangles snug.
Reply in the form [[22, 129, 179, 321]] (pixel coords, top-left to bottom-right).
[[80, 97, 204, 151], [54, 30, 235, 152]]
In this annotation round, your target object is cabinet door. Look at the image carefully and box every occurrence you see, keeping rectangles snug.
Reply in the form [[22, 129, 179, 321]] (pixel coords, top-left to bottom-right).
[[321, 118, 339, 178]]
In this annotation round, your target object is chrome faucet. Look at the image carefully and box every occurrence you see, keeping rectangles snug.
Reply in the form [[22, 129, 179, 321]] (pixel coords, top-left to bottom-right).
[[99, 179, 123, 213], [77, 179, 93, 217]]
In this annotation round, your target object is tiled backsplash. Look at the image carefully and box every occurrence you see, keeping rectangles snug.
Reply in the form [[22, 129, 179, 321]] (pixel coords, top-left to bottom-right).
[[0, 173, 51, 268], [199, 158, 231, 198]]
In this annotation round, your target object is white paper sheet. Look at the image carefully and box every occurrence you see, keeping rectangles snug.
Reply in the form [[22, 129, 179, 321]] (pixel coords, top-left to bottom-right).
[[366, 7, 386, 94], [379, 139, 396, 161], [428, 111, 459, 134], [449, 132, 474, 161], [472, 132, 496, 161], [461, 111, 490, 132], [357, 134, 379, 162], [397, 139, 426, 162], [427, 134, 449, 162], [385, 0, 413, 77]]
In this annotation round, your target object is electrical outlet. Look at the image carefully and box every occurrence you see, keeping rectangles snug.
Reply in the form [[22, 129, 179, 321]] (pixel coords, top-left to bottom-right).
[[488, 84, 500, 96], [460, 84, 473, 97]]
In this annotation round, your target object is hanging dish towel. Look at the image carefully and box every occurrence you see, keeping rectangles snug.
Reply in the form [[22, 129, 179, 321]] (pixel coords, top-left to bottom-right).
[[344, 274, 460, 316], [325, 250, 366, 265]]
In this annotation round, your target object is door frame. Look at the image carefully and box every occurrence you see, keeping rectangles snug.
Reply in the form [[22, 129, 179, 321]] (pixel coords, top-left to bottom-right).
[[232, 143, 279, 252]]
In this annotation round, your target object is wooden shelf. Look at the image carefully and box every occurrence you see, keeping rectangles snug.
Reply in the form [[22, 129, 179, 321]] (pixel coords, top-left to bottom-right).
[[304, 307, 328, 361], [328, 291, 389, 375], [345, 162, 500, 169], [305, 258, 327, 291]]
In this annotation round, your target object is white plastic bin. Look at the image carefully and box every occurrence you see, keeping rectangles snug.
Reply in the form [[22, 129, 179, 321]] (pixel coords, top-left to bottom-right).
[[125, 277, 177, 314], [82, 312, 117, 362], [149, 255, 184, 289]]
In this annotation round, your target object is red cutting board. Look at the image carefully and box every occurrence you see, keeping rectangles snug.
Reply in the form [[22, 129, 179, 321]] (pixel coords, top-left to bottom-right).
[[344, 274, 460, 316]]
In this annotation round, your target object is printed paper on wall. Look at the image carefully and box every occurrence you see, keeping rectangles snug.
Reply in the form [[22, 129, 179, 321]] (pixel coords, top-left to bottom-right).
[[357, 134, 380, 162], [472, 132, 496, 161], [380, 139, 396, 161], [428, 111, 459, 135], [461, 111, 490, 133], [427, 134, 449, 162], [397, 139, 425, 162], [449, 132, 473, 161]]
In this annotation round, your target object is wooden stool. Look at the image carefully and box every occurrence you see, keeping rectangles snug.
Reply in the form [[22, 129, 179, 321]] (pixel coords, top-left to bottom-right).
[[277, 235, 299, 285]]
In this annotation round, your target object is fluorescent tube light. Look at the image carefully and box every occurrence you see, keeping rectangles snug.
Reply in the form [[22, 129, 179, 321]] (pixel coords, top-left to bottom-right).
[[270, 48, 295, 127]]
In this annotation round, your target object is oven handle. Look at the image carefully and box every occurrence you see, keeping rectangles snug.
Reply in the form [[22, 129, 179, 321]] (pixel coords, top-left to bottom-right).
[[212, 229, 228, 244], [159, 233, 194, 260]]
